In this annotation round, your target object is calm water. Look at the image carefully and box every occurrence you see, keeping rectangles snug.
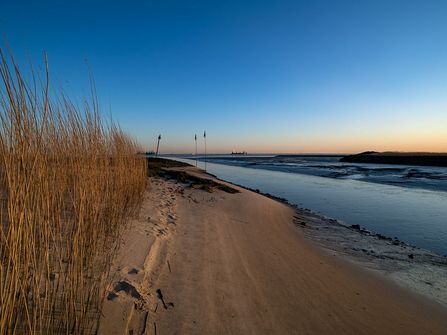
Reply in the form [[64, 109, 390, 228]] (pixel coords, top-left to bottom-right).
[[170, 155, 447, 256]]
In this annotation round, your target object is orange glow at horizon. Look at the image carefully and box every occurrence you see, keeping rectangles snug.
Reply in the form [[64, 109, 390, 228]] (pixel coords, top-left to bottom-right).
[[160, 134, 447, 155]]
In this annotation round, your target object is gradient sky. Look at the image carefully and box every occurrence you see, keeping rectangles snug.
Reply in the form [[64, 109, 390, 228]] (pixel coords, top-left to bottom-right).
[[2, 0, 447, 153]]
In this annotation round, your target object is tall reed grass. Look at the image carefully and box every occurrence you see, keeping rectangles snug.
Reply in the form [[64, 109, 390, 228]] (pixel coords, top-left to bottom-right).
[[0, 49, 147, 334]]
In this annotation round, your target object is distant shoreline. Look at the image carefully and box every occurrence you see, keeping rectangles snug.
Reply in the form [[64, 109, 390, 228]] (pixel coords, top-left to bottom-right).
[[341, 151, 447, 167], [163, 152, 447, 168]]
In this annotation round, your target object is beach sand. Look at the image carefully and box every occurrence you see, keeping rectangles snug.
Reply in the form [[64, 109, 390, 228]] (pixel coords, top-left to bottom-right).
[[98, 166, 447, 334]]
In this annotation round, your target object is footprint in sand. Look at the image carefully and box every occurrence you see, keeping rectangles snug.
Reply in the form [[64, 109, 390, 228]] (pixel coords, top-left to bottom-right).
[[128, 268, 139, 275], [107, 280, 149, 309]]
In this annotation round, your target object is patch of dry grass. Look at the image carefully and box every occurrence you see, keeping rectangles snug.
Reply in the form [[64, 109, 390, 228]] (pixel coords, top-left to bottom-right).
[[0, 49, 147, 334]]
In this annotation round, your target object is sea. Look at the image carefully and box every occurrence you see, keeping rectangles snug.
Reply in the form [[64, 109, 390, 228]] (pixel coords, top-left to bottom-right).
[[168, 154, 447, 256]]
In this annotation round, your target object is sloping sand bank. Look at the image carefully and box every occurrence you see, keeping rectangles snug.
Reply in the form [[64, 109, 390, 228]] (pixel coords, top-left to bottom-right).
[[98, 166, 447, 334]]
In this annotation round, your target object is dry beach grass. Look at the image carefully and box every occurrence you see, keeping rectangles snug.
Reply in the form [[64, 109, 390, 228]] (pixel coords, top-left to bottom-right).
[[0, 50, 147, 334]]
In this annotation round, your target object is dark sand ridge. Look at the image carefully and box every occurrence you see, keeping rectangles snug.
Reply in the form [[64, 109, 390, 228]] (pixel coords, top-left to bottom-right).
[[341, 151, 447, 167], [98, 164, 447, 334]]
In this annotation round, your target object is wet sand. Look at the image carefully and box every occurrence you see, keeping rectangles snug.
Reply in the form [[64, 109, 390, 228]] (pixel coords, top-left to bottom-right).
[[98, 166, 447, 334]]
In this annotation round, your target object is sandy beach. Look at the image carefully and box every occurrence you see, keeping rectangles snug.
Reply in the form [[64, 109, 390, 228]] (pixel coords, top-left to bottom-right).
[[97, 163, 447, 334]]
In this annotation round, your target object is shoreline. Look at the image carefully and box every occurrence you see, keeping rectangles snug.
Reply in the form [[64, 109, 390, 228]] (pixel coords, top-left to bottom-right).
[[204, 170, 447, 308], [98, 162, 447, 334]]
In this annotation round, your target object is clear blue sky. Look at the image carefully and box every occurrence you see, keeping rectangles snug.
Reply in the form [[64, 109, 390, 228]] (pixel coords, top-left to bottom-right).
[[2, 0, 447, 153]]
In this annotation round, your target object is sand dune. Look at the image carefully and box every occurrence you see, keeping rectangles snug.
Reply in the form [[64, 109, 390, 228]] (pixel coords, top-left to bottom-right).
[[98, 167, 447, 334]]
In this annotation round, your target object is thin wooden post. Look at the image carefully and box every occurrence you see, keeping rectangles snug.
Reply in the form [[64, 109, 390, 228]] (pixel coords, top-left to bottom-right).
[[156, 134, 161, 156]]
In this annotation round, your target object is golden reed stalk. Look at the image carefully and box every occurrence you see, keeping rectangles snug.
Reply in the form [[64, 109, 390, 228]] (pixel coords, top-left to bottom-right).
[[0, 49, 147, 334]]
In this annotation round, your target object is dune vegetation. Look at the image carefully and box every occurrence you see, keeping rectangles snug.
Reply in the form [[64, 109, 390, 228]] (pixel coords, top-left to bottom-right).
[[0, 49, 147, 334]]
